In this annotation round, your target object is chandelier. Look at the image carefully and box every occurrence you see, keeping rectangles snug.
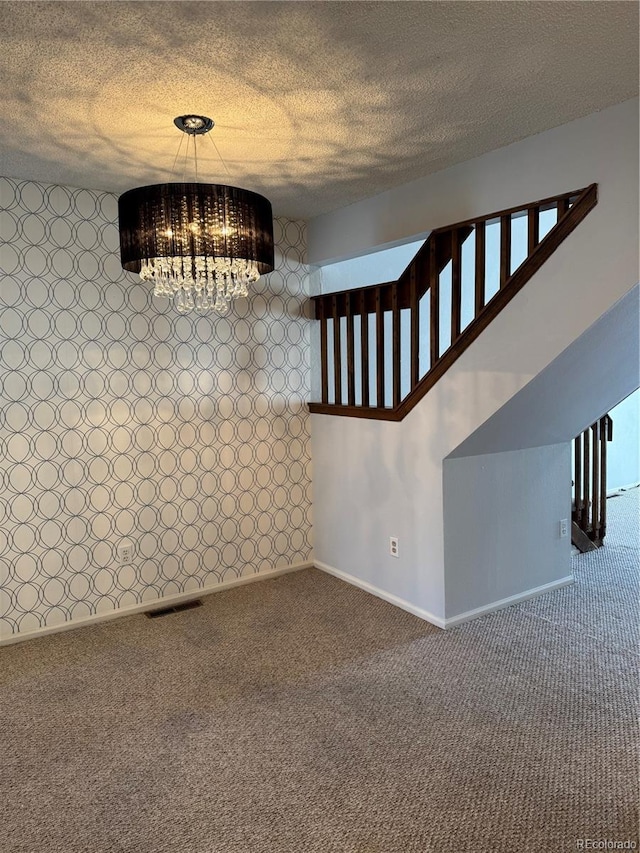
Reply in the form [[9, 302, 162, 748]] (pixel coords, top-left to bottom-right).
[[118, 115, 274, 315]]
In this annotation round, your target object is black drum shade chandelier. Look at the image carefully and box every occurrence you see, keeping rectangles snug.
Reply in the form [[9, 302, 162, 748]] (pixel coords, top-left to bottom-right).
[[118, 115, 274, 315]]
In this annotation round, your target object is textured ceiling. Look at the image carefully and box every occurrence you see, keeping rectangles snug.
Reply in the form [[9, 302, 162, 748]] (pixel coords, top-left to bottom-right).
[[1, 1, 638, 219]]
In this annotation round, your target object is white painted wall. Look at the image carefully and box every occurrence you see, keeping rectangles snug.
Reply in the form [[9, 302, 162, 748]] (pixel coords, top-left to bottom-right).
[[450, 286, 640, 458], [308, 98, 639, 267], [311, 413, 448, 620], [443, 444, 571, 620], [310, 98, 639, 624], [607, 389, 640, 491], [319, 240, 424, 294]]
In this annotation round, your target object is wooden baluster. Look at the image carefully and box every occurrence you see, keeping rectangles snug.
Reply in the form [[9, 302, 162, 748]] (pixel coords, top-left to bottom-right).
[[591, 420, 600, 541], [429, 235, 440, 367], [500, 214, 511, 288], [582, 426, 590, 533], [527, 206, 539, 255], [392, 285, 401, 407], [410, 263, 419, 389], [451, 228, 462, 342], [600, 416, 611, 540], [474, 221, 485, 317], [346, 292, 355, 407], [360, 291, 370, 407], [332, 294, 342, 406], [311, 186, 597, 420], [573, 431, 582, 526], [318, 298, 329, 404], [375, 287, 385, 407]]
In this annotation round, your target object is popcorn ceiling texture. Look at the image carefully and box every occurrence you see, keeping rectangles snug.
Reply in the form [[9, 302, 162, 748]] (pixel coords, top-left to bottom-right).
[[0, 177, 313, 641], [1, 1, 638, 219]]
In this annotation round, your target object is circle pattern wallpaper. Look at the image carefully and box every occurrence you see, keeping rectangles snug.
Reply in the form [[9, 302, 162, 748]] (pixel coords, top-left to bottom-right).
[[0, 177, 313, 639]]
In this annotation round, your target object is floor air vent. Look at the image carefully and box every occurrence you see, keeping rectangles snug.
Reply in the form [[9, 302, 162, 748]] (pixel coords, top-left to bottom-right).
[[146, 600, 203, 619]]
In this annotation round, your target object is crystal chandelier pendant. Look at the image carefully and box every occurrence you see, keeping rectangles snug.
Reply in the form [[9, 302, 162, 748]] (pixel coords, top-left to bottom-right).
[[140, 255, 258, 315], [118, 115, 274, 316]]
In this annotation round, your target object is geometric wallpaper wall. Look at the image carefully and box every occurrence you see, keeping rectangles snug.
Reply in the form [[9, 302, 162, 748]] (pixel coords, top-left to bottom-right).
[[0, 177, 312, 641]]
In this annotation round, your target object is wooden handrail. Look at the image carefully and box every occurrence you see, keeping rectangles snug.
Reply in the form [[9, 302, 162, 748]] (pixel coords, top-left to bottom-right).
[[430, 188, 581, 233], [310, 184, 598, 419]]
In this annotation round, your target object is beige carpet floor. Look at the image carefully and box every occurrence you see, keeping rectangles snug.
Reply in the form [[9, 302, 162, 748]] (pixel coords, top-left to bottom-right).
[[1, 489, 638, 853]]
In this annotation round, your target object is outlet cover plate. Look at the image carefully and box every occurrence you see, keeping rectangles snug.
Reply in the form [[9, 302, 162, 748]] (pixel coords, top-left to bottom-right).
[[118, 541, 133, 564]]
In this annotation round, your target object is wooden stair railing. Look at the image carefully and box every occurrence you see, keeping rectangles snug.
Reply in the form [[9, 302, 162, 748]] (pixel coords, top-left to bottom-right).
[[309, 184, 598, 420], [572, 414, 613, 552]]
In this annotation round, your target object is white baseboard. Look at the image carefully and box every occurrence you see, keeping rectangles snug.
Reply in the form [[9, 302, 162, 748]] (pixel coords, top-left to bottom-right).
[[442, 575, 574, 628], [607, 481, 639, 496], [0, 561, 313, 647], [2, 562, 574, 647], [313, 560, 447, 629], [314, 561, 574, 630]]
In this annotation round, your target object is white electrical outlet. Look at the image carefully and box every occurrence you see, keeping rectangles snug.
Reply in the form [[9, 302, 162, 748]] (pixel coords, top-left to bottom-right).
[[559, 519, 569, 539], [117, 541, 133, 565], [389, 536, 399, 558]]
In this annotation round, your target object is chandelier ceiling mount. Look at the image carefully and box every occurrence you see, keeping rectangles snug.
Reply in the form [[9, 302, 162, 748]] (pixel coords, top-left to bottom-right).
[[173, 114, 215, 135]]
